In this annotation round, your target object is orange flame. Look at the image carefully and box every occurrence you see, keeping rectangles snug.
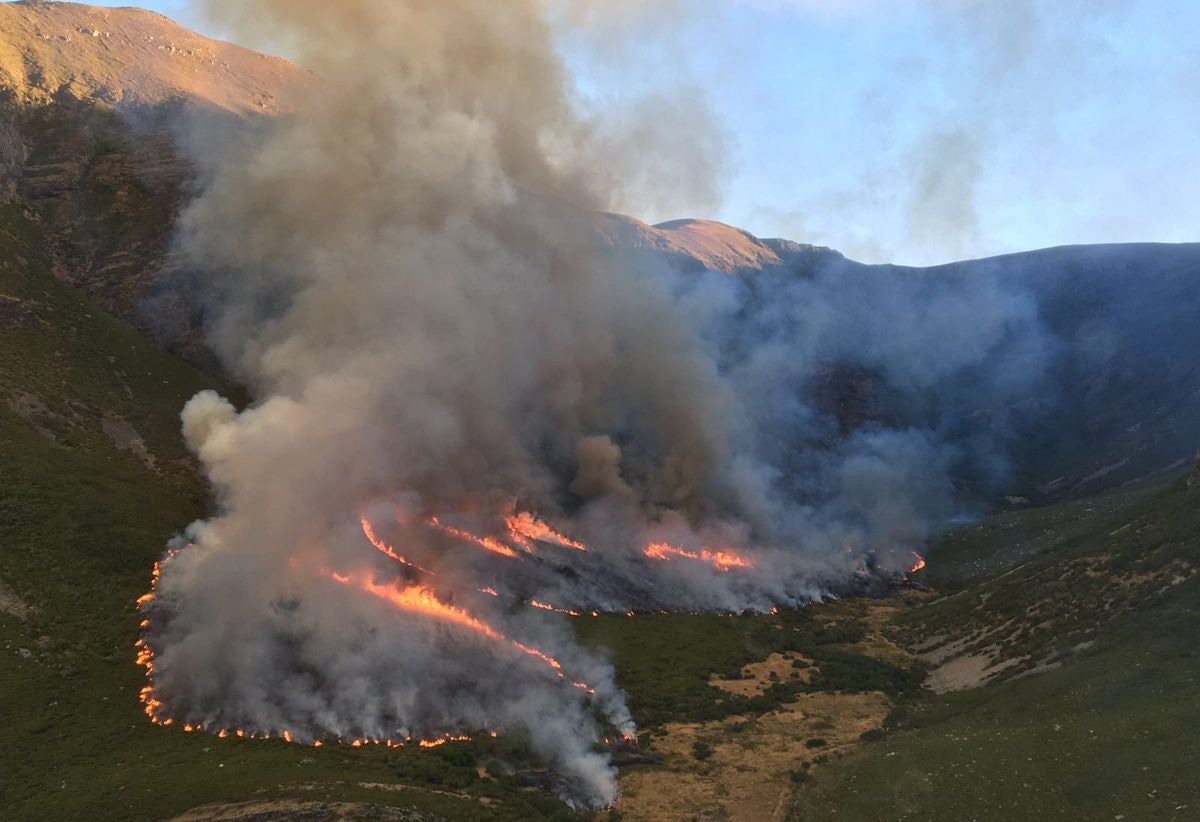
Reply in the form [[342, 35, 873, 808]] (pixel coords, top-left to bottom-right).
[[529, 599, 582, 617], [643, 541, 753, 572], [136, 533, 597, 747], [505, 511, 587, 552], [360, 517, 431, 573], [427, 516, 518, 558], [907, 552, 926, 575], [326, 571, 584, 684]]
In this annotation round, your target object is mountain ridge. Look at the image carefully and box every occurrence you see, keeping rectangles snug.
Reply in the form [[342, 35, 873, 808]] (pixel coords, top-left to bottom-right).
[[0, 0, 312, 114], [2, 0, 1198, 506]]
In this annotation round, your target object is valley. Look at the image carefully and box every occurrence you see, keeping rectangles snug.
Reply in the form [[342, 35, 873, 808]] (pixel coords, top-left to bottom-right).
[[1, 3, 1198, 820]]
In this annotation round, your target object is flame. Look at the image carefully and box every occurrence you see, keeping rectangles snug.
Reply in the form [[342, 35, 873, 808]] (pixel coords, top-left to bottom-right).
[[505, 511, 586, 551], [907, 551, 926, 575], [352, 575, 508, 641], [360, 517, 431, 573], [136, 549, 183, 727], [326, 571, 583, 683], [529, 599, 582, 617], [136, 525, 601, 748], [427, 516, 518, 558], [643, 541, 753, 572]]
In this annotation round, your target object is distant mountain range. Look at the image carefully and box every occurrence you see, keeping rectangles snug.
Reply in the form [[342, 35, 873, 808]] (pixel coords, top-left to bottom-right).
[[2, 0, 1198, 506]]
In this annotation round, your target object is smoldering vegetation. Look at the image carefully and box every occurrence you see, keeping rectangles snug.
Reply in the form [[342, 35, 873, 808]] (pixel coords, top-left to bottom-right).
[[141, 0, 1060, 808]]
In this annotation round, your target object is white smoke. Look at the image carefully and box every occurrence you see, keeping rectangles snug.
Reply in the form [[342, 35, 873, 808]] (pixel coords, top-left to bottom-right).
[[143, 0, 1057, 808]]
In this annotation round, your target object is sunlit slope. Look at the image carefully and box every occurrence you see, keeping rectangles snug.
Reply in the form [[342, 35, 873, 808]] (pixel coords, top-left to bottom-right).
[[0, 0, 310, 113], [789, 476, 1200, 821]]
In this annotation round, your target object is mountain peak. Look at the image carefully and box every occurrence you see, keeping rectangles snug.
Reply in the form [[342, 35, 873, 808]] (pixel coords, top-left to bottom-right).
[[0, 0, 312, 114]]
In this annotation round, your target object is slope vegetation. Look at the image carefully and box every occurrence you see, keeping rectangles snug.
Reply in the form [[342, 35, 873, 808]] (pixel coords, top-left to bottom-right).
[[789, 477, 1200, 821]]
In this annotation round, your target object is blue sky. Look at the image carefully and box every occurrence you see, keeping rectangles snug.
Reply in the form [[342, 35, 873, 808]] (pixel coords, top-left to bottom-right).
[[82, 1, 1200, 265]]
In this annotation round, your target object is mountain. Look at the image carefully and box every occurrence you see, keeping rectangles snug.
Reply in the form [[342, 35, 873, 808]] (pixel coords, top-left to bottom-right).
[[0, 0, 310, 113], [1, 4, 1198, 820], [4, 1, 1199, 506], [0, 0, 314, 360], [592, 212, 840, 276]]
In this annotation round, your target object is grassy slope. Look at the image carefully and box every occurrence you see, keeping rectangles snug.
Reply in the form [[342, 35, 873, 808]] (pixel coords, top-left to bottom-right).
[[789, 478, 1200, 821], [0, 205, 584, 822]]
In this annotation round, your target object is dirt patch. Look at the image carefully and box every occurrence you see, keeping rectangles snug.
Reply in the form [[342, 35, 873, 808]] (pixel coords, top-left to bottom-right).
[[710, 652, 812, 697], [614, 691, 889, 822], [924, 653, 994, 693], [102, 414, 157, 470], [6, 392, 68, 444], [0, 577, 32, 620], [170, 799, 437, 821]]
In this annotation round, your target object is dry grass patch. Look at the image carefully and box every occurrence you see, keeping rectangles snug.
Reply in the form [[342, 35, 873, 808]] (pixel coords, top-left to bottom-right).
[[709, 652, 813, 697], [614, 691, 889, 822]]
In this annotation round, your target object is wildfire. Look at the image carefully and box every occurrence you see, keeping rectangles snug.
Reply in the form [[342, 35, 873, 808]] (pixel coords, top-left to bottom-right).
[[418, 734, 471, 748], [135, 547, 185, 727], [505, 511, 587, 552], [643, 541, 753, 572], [907, 551, 926, 575], [326, 571, 586, 684], [427, 516, 519, 558], [137, 547, 591, 748], [529, 599, 582, 617], [360, 517, 431, 573]]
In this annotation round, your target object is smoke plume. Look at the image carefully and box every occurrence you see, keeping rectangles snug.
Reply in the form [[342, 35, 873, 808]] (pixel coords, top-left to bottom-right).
[[141, 0, 1057, 807]]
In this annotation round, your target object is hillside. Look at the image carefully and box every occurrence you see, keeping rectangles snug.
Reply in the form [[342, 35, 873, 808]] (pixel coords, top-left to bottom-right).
[[789, 476, 1200, 821], [0, 0, 310, 113], [1, 3, 1198, 820], [0, 0, 314, 360]]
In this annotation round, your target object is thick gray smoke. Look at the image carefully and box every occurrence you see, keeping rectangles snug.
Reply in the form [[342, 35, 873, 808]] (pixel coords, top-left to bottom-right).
[[143, 0, 1056, 808]]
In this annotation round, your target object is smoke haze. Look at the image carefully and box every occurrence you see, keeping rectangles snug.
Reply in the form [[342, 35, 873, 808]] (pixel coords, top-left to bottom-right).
[[142, 0, 1058, 807]]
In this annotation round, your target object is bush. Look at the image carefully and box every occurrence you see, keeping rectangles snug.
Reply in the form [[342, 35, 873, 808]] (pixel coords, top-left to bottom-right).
[[692, 740, 714, 761], [805, 737, 827, 749], [789, 769, 809, 784]]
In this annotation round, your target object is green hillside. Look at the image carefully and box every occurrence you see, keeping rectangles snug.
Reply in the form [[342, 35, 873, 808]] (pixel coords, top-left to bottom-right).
[[789, 477, 1200, 821]]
